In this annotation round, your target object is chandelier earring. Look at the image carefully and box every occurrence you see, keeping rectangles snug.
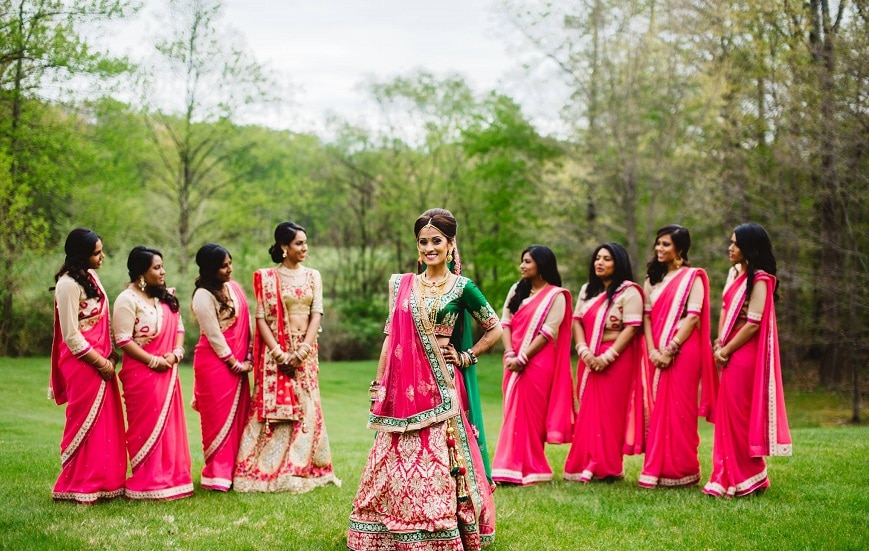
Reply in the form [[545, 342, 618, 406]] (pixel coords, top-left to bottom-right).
[[418, 251, 424, 264], [282, 248, 288, 259], [138, 277, 147, 291], [446, 250, 453, 263], [675, 256, 684, 269]]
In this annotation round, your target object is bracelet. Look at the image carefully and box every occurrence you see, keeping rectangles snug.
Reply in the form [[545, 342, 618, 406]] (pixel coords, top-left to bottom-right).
[[147, 355, 160, 369], [245, 348, 254, 362], [516, 351, 529, 367], [368, 380, 381, 403], [465, 349, 478, 365], [576, 343, 590, 356], [503, 349, 516, 359], [172, 347, 184, 362], [233, 361, 244, 373]]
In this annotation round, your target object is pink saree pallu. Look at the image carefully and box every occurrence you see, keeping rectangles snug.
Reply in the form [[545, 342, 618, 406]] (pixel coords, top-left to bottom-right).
[[564, 282, 648, 483], [639, 268, 717, 489], [119, 304, 193, 500], [492, 286, 573, 485], [50, 288, 126, 503], [704, 271, 791, 498], [348, 274, 495, 550], [192, 280, 251, 491]]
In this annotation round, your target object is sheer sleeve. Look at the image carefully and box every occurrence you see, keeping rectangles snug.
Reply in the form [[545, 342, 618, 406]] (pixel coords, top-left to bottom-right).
[[643, 279, 653, 314], [572, 283, 589, 320], [461, 278, 499, 330], [746, 279, 768, 324], [500, 283, 518, 328], [311, 269, 324, 314], [192, 288, 233, 360], [686, 277, 705, 316], [55, 277, 91, 357], [622, 285, 643, 326], [112, 291, 137, 347], [539, 293, 566, 340]]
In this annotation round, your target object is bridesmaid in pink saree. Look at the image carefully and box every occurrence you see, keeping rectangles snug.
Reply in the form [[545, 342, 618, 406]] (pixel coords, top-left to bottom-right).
[[492, 245, 574, 485], [348, 209, 502, 551], [50, 228, 126, 503], [114, 246, 193, 500], [638, 225, 718, 489], [564, 243, 648, 483], [190, 244, 252, 491], [704, 223, 791, 497]]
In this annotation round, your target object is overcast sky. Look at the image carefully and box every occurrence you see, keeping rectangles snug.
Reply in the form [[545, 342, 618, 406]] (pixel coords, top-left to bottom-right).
[[94, 0, 569, 137]]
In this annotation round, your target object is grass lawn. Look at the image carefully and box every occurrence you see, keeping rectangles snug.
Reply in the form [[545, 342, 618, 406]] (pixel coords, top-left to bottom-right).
[[1, 356, 866, 550]]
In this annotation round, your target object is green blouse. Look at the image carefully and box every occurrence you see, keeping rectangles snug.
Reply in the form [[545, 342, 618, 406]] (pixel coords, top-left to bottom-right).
[[386, 274, 499, 338]]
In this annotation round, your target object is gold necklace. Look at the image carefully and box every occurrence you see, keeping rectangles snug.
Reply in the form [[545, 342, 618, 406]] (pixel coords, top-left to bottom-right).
[[419, 273, 449, 327]]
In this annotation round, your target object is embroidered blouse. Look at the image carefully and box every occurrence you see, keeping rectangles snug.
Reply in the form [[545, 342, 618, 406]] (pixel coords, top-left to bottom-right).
[[384, 275, 499, 338], [113, 288, 185, 347], [500, 283, 567, 340], [191, 284, 243, 360], [55, 271, 106, 357], [255, 267, 323, 319], [574, 282, 643, 331]]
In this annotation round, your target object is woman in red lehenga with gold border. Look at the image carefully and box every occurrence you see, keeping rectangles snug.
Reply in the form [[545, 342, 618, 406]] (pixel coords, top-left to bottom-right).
[[233, 221, 340, 493], [491, 245, 573, 486], [638, 225, 718, 489], [564, 243, 648, 483], [49, 228, 126, 503], [704, 223, 792, 498], [190, 244, 253, 491], [348, 209, 502, 551], [114, 246, 193, 501]]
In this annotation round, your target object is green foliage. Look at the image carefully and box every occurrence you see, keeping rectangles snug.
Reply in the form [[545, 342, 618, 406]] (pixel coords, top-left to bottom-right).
[[1, 357, 867, 550]]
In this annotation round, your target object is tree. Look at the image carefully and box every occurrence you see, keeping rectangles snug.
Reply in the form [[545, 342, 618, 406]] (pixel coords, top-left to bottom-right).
[[0, 0, 138, 353], [141, 0, 282, 274]]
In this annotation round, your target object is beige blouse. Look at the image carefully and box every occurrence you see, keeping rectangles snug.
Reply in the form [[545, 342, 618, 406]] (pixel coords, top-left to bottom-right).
[[255, 266, 323, 319], [191, 284, 244, 360], [573, 283, 643, 330], [113, 288, 184, 347], [54, 271, 106, 356], [501, 284, 566, 340]]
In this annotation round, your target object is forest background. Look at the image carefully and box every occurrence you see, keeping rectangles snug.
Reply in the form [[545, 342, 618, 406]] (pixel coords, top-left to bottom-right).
[[0, 0, 865, 420]]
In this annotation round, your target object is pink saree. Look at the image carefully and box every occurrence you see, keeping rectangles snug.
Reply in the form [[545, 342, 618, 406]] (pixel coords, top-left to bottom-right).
[[564, 281, 648, 482], [50, 275, 126, 503], [491, 286, 573, 485], [119, 302, 193, 500], [192, 280, 252, 491], [639, 268, 717, 489], [703, 271, 791, 497], [348, 273, 496, 550]]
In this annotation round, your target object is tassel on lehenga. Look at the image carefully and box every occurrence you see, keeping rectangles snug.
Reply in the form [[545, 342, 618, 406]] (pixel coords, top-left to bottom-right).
[[446, 418, 470, 502]]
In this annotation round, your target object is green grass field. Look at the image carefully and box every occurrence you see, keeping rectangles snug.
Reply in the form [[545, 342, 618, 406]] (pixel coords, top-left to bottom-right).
[[1, 357, 866, 550]]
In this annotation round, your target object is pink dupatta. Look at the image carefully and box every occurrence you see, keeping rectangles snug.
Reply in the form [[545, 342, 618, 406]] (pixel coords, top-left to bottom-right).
[[719, 271, 792, 457], [578, 281, 650, 454], [505, 285, 574, 443], [369, 273, 460, 432], [252, 268, 301, 422], [648, 268, 717, 421]]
